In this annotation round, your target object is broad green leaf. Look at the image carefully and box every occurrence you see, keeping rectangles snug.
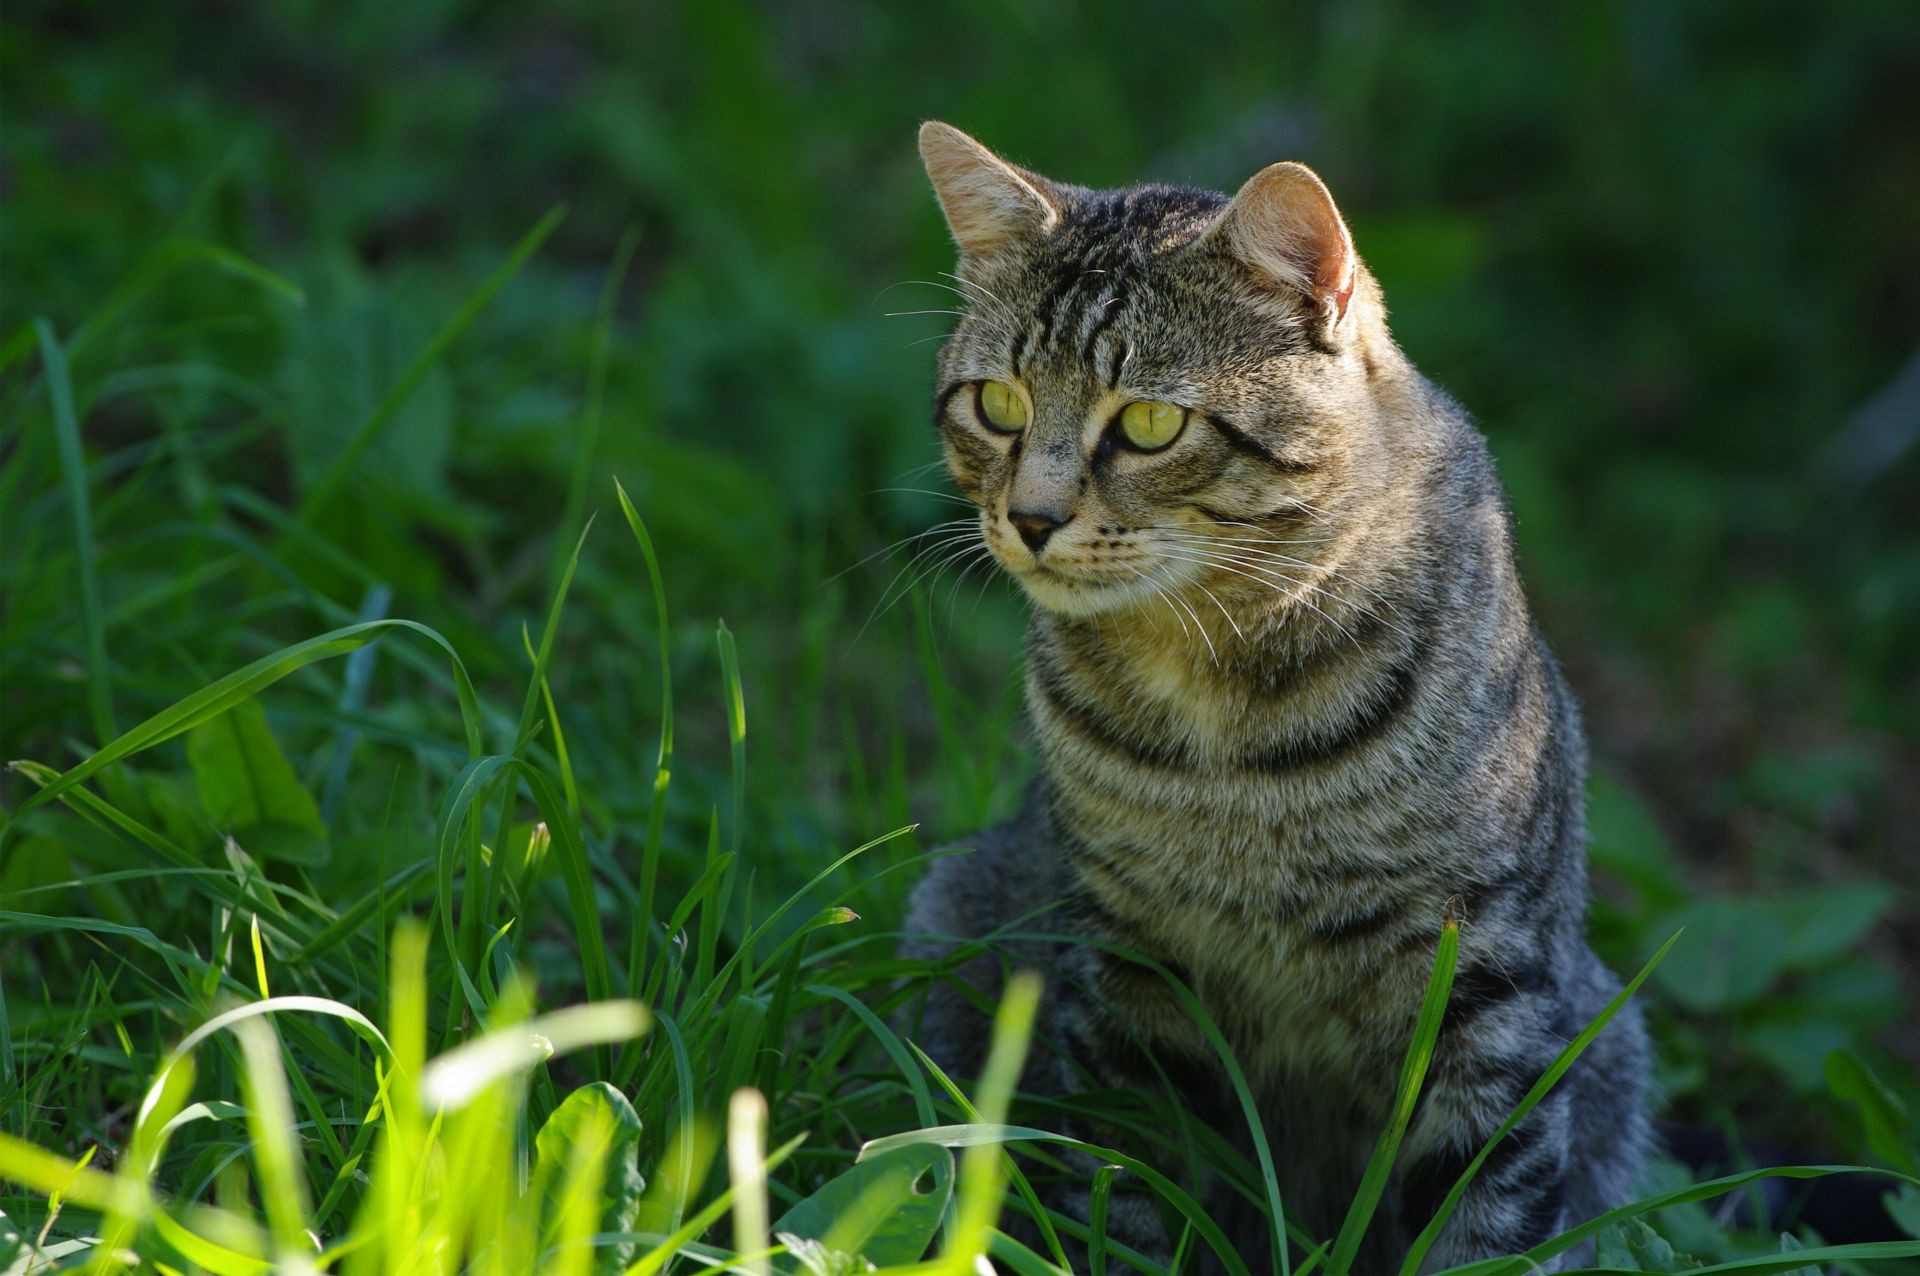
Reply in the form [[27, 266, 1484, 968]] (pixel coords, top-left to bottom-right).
[[1653, 886, 1895, 1012], [1773, 1231, 1819, 1276], [1886, 1183, 1920, 1239], [537, 1083, 647, 1274], [1594, 1217, 1708, 1272], [1586, 771, 1685, 907], [1824, 1049, 1916, 1172], [186, 698, 328, 864], [770, 1143, 952, 1270], [1595, 1222, 1635, 1270], [1623, 1217, 1700, 1271]]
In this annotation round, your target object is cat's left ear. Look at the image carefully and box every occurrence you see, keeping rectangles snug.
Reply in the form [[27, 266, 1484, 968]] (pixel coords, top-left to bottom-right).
[[1204, 162, 1356, 333], [919, 121, 1063, 257]]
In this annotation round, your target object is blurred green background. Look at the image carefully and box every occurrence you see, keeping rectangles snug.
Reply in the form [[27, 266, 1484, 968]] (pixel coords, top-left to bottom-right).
[[5, 0, 1917, 1185]]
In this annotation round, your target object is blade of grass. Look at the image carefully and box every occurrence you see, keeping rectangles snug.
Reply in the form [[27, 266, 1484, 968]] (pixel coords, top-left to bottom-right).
[[418, 1001, 647, 1111], [909, 1037, 1068, 1270], [295, 206, 565, 525], [1397, 928, 1683, 1276], [949, 971, 1042, 1273], [1442, 1163, 1920, 1276], [804, 984, 936, 1128], [619, 1133, 804, 1276], [433, 755, 514, 1022], [232, 1017, 313, 1263], [615, 480, 675, 1010], [555, 228, 639, 586], [695, 622, 747, 993], [3, 618, 482, 835], [1329, 917, 1460, 1275], [727, 1089, 771, 1276], [1000, 926, 1301, 1267], [36, 319, 115, 747]]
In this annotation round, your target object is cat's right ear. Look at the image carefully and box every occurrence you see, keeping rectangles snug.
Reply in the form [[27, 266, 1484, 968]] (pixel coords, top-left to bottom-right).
[[1204, 162, 1357, 331], [919, 121, 1061, 257]]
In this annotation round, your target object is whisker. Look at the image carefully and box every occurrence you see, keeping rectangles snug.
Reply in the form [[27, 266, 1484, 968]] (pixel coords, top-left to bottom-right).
[[1123, 564, 1192, 649], [1169, 587, 1218, 664], [1142, 525, 1333, 547], [893, 457, 950, 481], [1153, 529, 1411, 628], [872, 278, 1022, 332], [940, 271, 1009, 309], [1151, 547, 1366, 651], [857, 530, 987, 642], [870, 486, 978, 508], [825, 517, 977, 585], [1185, 576, 1245, 643]]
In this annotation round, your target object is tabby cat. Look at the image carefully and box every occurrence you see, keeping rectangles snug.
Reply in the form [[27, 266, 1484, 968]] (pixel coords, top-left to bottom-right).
[[900, 122, 1650, 1273]]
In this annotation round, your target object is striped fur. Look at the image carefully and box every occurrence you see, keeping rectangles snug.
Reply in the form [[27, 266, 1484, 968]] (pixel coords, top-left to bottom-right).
[[901, 124, 1650, 1272]]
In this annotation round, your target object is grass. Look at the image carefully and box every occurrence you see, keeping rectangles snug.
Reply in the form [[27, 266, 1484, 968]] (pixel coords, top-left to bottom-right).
[[3, 2, 1918, 1269]]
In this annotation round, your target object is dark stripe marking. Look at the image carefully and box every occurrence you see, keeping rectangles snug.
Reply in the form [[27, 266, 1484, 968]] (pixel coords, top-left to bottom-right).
[[1036, 630, 1426, 776], [934, 381, 968, 420], [1241, 642, 1425, 771], [1080, 293, 1127, 366], [1207, 414, 1321, 474], [1304, 895, 1409, 945], [1445, 960, 1551, 1034]]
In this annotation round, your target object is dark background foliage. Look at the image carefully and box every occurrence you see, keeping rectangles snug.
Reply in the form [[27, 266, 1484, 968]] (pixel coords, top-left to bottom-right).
[[5, 0, 1917, 1202]]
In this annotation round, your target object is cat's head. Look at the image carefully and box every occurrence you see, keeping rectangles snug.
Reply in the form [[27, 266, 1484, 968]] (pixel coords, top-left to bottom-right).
[[919, 121, 1395, 620]]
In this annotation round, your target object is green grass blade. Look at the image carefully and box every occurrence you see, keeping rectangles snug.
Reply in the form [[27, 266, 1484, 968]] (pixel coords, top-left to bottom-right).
[[678, 825, 913, 1027], [1397, 928, 1683, 1276], [948, 970, 1043, 1272], [804, 984, 937, 1128], [433, 754, 515, 1021], [295, 205, 565, 525], [908, 1037, 1068, 1270], [1442, 1163, 1920, 1276], [521, 764, 615, 1015], [555, 228, 638, 586], [514, 520, 592, 754], [36, 319, 116, 747], [1329, 917, 1460, 1275], [615, 479, 675, 1006], [418, 1001, 647, 1110], [695, 621, 747, 992], [2, 617, 482, 834], [232, 1016, 314, 1261]]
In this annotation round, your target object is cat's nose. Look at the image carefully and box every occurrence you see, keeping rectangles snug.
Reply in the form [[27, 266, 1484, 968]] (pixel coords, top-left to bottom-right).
[[1008, 507, 1069, 553]]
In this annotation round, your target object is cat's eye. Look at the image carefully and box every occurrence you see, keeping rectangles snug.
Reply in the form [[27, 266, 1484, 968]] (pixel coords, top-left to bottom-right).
[[976, 380, 1028, 433], [1117, 400, 1188, 452]]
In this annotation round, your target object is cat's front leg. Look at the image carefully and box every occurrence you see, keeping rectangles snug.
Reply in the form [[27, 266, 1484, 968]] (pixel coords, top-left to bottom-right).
[[1395, 1042, 1572, 1272]]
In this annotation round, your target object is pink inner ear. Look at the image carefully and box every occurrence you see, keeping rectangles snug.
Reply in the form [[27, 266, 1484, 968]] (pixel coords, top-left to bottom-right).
[[1226, 163, 1356, 322], [1325, 249, 1355, 321], [1293, 189, 1355, 320]]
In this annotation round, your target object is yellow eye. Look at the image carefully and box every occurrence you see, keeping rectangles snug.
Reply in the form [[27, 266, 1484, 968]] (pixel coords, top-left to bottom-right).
[[1117, 400, 1187, 451], [976, 380, 1028, 433]]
